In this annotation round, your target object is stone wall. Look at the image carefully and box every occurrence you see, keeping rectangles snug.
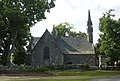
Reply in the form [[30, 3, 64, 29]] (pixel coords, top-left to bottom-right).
[[25, 54, 32, 65], [0, 65, 33, 71], [31, 31, 63, 67], [64, 54, 96, 66]]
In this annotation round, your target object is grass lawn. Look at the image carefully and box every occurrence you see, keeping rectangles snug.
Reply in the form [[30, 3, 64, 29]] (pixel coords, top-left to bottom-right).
[[52, 70, 120, 76], [3, 70, 120, 81]]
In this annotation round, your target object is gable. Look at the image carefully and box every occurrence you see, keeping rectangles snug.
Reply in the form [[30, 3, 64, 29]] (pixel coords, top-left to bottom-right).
[[30, 29, 51, 50], [31, 29, 64, 66]]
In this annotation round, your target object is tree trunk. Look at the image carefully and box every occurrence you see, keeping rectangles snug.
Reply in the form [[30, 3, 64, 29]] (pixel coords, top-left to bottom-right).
[[2, 40, 10, 66], [6, 30, 18, 66]]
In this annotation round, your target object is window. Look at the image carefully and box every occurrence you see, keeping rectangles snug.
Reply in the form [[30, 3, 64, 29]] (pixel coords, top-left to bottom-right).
[[43, 46, 50, 60]]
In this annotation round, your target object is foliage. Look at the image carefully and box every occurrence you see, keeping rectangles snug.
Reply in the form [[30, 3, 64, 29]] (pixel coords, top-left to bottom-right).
[[18, 64, 90, 73], [80, 64, 90, 70], [0, 0, 55, 66], [12, 48, 26, 66], [96, 9, 120, 65], [20, 66, 55, 73], [52, 22, 86, 37], [12, 25, 31, 66], [41, 64, 90, 70]]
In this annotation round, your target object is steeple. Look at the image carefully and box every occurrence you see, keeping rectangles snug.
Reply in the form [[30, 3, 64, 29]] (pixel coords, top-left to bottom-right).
[[87, 10, 93, 43], [87, 10, 92, 26]]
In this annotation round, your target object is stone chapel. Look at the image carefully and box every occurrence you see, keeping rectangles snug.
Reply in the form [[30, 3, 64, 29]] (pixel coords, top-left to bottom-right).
[[26, 10, 96, 66]]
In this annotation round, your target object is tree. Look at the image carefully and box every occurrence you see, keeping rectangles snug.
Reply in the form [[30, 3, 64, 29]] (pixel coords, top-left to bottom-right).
[[0, 0, 55, 66], [12, 47, 26, 66], [96, 9, 120, 65], [52, 22, 86, 37], [12, 25, 31, 66]]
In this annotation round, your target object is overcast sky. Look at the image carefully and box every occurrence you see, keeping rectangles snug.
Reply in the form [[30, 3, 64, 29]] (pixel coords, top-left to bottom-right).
[[31, 0, 120, 44]]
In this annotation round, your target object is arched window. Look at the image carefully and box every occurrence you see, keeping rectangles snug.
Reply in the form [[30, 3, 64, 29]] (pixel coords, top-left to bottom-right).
[[43, 46, 50, 60]]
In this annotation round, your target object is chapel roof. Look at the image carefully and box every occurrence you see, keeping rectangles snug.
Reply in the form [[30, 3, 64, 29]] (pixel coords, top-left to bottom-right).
[[55, 37, 95, 54], [31, 37, 40, 49], [30, 34, 95, 55]]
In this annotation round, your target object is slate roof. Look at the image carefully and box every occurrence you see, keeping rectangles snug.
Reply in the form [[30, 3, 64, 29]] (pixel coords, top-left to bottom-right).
[[55, 37, 95, 54], [31, 37, 40, 49], [31, 35, 95, 55], [30, 28, 95, 55]]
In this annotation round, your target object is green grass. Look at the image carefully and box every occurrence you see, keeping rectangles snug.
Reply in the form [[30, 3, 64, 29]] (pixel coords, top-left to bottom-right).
[[5, 70, 120, 81], [51, 70, 120, 76]]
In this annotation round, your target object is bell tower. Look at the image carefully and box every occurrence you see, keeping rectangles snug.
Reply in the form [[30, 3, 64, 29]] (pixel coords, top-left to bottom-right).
[[87, 10, 93, 43]]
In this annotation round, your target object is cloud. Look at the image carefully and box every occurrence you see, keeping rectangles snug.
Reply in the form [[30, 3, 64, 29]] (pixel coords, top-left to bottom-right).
[[31, 0, 120, 43]]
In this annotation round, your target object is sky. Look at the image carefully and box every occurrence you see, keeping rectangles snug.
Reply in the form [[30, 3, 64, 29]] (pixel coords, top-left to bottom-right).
[[31, 0, 120, 44]]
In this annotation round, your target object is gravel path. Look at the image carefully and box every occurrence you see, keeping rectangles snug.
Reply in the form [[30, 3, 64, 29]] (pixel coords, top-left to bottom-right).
[[89, 75, 120, 81], [0, 75, 120, 81], [0, 76, 94, 81]]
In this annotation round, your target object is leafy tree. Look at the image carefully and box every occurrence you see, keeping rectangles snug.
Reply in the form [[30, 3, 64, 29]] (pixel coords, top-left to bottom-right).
[[0, 0, 55, 66], [12, 47, 26, 66], [96, 9, 120, 65], [52, 22, 86, 37], [69, 31, 86, 37], [12, 25, 31, 66]]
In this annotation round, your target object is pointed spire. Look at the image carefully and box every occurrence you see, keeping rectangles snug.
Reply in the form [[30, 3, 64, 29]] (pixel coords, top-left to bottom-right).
[[87, 10, 92, 26], [87, 10, 93, 43]]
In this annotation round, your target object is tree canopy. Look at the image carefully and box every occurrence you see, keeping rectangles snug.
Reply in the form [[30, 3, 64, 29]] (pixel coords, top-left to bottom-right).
[[95, 9, 120, 65], [0, 0, 55, 66], [52, 22, 86, 37]]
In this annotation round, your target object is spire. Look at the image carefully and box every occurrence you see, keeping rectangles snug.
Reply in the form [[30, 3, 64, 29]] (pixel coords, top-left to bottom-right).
[[87, 10, 93, 43], [87, 10, 92, 26]]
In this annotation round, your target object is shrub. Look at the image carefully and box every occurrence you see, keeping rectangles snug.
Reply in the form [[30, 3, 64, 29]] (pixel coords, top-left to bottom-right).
[[54, 64, 90, 70], [55, 65, 64, 70], [106, 66, 116, 70], [80, 64, 90, 70]]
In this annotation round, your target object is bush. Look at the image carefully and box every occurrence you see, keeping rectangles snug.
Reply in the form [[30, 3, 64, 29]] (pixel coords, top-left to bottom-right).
[[46, 65, 55, 70], [21, 65, 56, 73], [54, 64, 90, 70], [0, 64, 91, 73], [80, 64, 90, 70], [106, 66, 116, 70]]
